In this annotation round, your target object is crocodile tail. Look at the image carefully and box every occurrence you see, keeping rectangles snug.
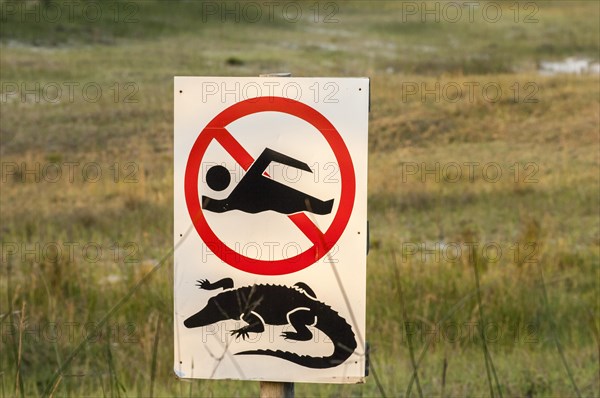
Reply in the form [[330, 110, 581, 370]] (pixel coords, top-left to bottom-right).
[[236, 304, 357, 369], [236, 349, 348, 369]]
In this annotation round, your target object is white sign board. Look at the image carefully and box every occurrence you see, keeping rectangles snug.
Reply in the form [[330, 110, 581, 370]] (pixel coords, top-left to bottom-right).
[[174, 77, 368, 383]]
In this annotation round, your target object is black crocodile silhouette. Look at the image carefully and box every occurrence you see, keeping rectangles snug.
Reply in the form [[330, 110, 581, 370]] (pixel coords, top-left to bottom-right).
[[183, 278, 357, 369]]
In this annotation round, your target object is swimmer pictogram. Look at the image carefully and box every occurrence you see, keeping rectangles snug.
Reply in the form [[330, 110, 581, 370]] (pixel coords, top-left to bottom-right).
[[202, 148, 334, 215]]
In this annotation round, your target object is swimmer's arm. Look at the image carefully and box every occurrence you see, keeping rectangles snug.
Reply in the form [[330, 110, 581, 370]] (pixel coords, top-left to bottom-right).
[[253, 148, 312, 174]]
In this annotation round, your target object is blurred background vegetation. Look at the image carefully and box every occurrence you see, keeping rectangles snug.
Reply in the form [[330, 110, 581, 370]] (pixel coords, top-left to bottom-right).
[[0, 0, 598, 396]]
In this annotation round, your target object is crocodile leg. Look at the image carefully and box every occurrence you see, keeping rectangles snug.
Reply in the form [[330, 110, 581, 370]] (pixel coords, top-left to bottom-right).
[[281, 309, 315, 341], [196, 278, 234, 290], [230, 311, 265, 340]]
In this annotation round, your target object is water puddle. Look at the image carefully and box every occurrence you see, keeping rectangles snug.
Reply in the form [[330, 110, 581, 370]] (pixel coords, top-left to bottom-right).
[[539, 57, 600, 75]]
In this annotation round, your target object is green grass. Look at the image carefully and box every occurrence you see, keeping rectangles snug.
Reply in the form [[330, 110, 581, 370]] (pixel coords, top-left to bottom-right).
[[1, 0, 599, 396]]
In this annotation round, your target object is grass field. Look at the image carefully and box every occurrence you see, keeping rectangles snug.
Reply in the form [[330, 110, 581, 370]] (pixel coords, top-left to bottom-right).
[[1, 1, 599, 396]]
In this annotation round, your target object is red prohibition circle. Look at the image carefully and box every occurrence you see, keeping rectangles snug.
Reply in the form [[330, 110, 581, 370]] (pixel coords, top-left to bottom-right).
[[185, 96, 355, 275]]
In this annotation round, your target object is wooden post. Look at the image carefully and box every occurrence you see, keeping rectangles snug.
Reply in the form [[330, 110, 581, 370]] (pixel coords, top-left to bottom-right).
[[257, 72, 294, 398], [260, 381, 294, 398]]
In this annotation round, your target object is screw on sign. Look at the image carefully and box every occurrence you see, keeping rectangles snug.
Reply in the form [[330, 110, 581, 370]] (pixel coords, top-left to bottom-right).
[[184, 96, 356, 275]]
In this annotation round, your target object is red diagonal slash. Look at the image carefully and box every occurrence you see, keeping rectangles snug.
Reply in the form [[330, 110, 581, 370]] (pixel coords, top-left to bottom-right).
[[208, 126, 328, 257]]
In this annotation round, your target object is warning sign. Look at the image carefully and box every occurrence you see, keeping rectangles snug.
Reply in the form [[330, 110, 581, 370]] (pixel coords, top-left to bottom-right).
[[174, 77, 368, 384]]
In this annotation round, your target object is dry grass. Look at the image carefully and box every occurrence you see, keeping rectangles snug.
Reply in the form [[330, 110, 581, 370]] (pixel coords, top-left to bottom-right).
[[1, 1, 599, 396]]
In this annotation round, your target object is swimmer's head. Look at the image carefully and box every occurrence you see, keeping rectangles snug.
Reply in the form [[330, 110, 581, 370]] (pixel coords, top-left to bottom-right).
[[206, 165, 231, 191]]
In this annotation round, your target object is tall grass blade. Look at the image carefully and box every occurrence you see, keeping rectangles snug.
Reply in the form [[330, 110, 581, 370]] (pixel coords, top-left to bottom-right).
[[308, 212, 381, 394], [537, 261, 582, 398], [470, 245, 502, 398], [105, 328, 127, 398], [150, 314, 161, 398], [48, 375, 62, 398], [391, 252, 423, 398], [441, 356, 447, 398], [588, 308, 600, 396], [15, 301, 25, 398], [368, 355, 387, 398], [5, 258, 24, 398], [106, 338, 115, 398], [406, 286, 477, 391], [188, 361, 193, 398]]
